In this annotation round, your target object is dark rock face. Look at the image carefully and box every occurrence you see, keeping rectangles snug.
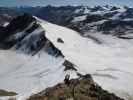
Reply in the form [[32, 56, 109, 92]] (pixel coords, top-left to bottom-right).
[[103, 11, 118, 18], [15, 32, 48, 55], [5, 13, 35, 33], [27, 74, 124, 100], [96, 20, 133, 38], [83, 14, 105, 23], [57, 38, 64, 43], [98, 20, 133, 32], [0, 13, 63, 57], [63, 60, 77, 71], [110, 6, 119, 11], [0, 13, 36, 49], [45, 40, 63, 57], [17, 5, 79, 26], [25, 23, 40, 33], [119, 8, 133, 19], [0, 14, 11, 26]]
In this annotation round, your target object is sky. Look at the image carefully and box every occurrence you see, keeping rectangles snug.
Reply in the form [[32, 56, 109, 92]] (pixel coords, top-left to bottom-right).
[[0, 0, 133, 7]]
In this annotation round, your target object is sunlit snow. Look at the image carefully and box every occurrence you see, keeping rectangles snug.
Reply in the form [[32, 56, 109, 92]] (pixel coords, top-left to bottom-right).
[[40, 19, 133, 100], [0, 17, 133, 100]]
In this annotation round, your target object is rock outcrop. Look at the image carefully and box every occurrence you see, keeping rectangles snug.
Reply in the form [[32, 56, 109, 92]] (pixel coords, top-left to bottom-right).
[[27, 74, 124, 100]]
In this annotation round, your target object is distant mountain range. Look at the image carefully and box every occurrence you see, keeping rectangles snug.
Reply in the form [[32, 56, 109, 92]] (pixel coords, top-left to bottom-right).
[[1, 5, 133, 39]]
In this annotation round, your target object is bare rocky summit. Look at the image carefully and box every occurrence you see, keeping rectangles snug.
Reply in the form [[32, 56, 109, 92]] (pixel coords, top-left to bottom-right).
[[27, 74, 124, 100]]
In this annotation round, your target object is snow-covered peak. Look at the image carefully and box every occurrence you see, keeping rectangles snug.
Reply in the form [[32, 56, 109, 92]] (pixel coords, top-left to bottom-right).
[[39, 17, 133, 100], [0, 13, 133, 100], [74, 6, 91, 14], [67, 6, 133, 40], [0, 14, 78, 99]]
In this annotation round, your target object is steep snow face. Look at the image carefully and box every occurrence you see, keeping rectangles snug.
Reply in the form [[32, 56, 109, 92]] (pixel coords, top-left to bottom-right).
[[39, 19, 133, 100], [0, 50, 77, 100], [0, 15, 133, 100], [0, 50, 65, 92], [0, 15, 78, 100]]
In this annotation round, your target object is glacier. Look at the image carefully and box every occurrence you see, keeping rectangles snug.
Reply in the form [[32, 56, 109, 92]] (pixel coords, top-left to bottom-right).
[[0, 17, 133, 100], [39, 19, 133, 100]]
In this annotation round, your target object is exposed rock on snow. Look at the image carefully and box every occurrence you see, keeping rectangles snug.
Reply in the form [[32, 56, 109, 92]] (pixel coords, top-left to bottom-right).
[[57, 38, 64, 43], [63, 60, 77, 71]]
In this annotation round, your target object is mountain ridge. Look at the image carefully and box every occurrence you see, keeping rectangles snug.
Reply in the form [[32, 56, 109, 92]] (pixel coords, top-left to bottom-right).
[[0, 6, 133, 100]]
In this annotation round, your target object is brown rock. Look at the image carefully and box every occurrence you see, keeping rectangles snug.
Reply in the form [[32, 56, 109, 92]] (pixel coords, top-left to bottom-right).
[[27, 75, 124, 100]]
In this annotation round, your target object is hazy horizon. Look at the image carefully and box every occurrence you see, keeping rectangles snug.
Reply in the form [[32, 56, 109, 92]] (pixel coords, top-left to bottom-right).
[[0, 0, 133, 7]]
